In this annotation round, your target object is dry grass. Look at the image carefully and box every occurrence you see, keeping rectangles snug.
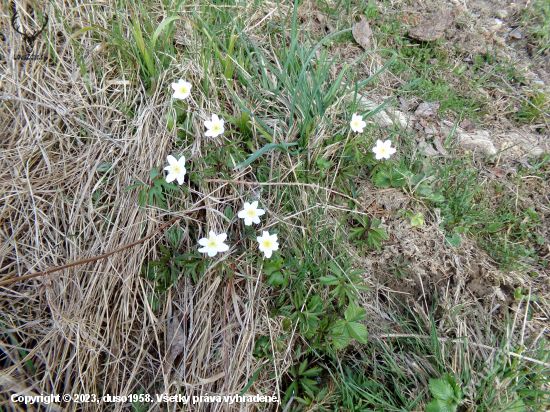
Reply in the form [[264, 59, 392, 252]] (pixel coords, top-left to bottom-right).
[[1, 0, 549, 411]]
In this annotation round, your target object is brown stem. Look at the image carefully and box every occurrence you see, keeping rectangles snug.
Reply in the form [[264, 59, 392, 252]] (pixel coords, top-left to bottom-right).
[[0, 206, 204, 287]]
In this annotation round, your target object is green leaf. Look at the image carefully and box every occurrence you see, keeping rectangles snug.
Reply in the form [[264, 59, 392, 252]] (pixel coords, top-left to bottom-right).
[[446, 234, 462, 247], [233, 142, 299, 170], [282, 318, 291, 332], [266, 271, 285, 288], [319, 275, 340, 286], [301, 366, 323, 377], [165, 112, 175, 131], [410, 212, 424, 227], [331, 333, 350, 350], [346, 322, 368, 344], [97, 162, 114, 173], [345, 302, 366, 323], [429, 379, 454, 403]]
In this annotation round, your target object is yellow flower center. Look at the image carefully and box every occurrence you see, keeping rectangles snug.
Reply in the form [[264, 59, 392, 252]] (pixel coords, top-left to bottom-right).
[[262, 240, 272, 249], [208, 239, 217, 248], [171, 165, 181, 174], [179, 86, 188, 94], [213, 124, 220, 132], [379, 148, 387, 154], [247, 210, 256, 217], [352, 121, 359, 127]]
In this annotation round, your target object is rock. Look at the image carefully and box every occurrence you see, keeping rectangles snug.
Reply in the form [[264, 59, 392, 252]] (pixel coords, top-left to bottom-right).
[[408, 9, 455, 41], [488, 19, 504, 33], [510, 28, 522, 39], [458, 130, 498, 156], [495, 10, 509, 19], [440, 120, 498, 156], [399, 97, 412, 112], [418, 139, 439, 156], [352, 18, 373, 50], [414, 102, 440, 120], [434, 135, 448, 155]]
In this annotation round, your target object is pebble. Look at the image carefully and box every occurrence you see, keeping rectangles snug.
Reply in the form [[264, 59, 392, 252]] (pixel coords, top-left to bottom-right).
[[495, 10, 508, 19], [510, 29, 522, 39]]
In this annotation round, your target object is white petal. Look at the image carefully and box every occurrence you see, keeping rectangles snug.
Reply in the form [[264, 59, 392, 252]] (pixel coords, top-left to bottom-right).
[[198, 238, 209, 246], [205, 129, 216, 137], [167, 155, 178, 165], [211, 114, 219, 123], [204, 120, 212, 129], [256, 209, 265, 216], [209, 231, 217, 239], [252, 216, 261, 224], [243, 202, 251, 209], [165, 173, 176, 183], [238, 210, 247, 219], [198, 246, 208, 253], [250, 201, 258, 209], [207, 249, 217, 257], [264, 249, 273, 258], [272, 241, 279, 251], [216, 233, 227, 243], [176, 173, 185, 185], [217, 243, 229, 252], [271, 234, 278, 241], [257, 235, 264, 243], [178, 156, 186, 165], [244, 217, 253, 226]]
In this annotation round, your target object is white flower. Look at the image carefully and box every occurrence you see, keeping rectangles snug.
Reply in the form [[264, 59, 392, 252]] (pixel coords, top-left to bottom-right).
[[198, 231, 230, 257], [350, 113, 366, 133], [372, 139, 397, 160], [237, 201, 265, 226], [171, 79, 192, 100], [257, 231, 279, 258], [204, 114, 225, 138], [163, 155, 187, 185]]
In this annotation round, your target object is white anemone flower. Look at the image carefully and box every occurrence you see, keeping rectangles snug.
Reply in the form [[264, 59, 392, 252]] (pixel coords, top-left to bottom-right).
[[164, 155, 187, 185], [350, 113, 366, 133], [372, 139, 397, 160], [171, 79, 192, 100], [257, 231, 279, 258], [237, 201, 265, 226], [204, 114, 225, 138], [198, 231, 230, 257]]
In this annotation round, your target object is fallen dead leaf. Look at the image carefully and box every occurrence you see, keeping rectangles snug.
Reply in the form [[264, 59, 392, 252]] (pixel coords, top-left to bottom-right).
[[486, 167, 505, 178], [352, 18, 373, 50], [459, 118, 477, 132], [408, 9, 455, 42], [164, 315, 185, 374]]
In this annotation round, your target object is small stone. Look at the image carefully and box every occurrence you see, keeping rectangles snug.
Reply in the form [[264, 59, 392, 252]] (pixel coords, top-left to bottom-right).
[[495, 10, 508, 19], [408, 9, 455, 42], [510, 28, 522, 39], [414, 102, 440, 120]]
